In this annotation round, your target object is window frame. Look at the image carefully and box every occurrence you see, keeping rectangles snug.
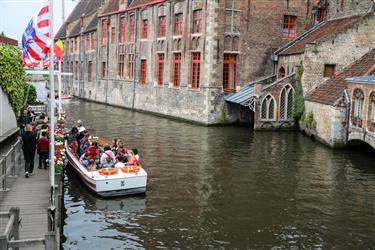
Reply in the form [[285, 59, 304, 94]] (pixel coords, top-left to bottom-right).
[[142, 19, 148, 39], [129, 15, 135, 43], [128, 54, 134, 80], [260, 95, 276, 121], [192, 10, 202, 34], [173, 53, 182, 87], [140, 59, 147, 85], [158, 16, 167, 38], [191, 52, 201, 89], [283, 15, 297, 39], [119, 16, 126, 43], [223, 53, 238, 91], [174, 13, 183, 36], [157, 53, 165, 86]]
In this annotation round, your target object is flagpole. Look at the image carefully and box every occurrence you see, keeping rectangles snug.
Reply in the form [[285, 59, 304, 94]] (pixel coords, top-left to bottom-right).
[[49, 0, 56, 210], [58, 60, 62, 114]]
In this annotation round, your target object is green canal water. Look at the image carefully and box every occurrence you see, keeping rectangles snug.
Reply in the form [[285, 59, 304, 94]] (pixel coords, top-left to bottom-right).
[[62, 99, 375, 249]]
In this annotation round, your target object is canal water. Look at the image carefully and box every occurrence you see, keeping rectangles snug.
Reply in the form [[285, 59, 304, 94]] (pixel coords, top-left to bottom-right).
[[62, 99, 375, 249]]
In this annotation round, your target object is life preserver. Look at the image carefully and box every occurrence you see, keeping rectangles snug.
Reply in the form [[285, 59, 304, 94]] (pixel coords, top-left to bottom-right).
[[121, 165, 141, 173], [98, 168, 118, 175]]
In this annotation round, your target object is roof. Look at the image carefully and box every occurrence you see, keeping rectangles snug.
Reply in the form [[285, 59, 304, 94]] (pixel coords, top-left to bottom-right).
[[84, 15, 99, 33], [55, 23, 67, 39], [346, 75, 375, 85], [66, 0, 102, 23], [224, 84, 254, 106], [278, 16, 361, 56], [128, 0, 154, 8], [0, 35, 18, 46], [102, 0, 119, 13], [99, 0, 165, 17], [69, 22, 81, 37], [305, 49, 375, 105]]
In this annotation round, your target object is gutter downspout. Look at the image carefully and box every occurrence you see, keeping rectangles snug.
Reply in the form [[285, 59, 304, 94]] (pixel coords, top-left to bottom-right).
[[132, 10, 139, 109], [105, 18, 110, 104], [344, 89, 350, 144]]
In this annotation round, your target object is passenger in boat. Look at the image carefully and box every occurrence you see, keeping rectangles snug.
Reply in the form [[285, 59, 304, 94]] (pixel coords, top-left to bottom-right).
[[67, 127, 78, 145], [126, 150, 139, 166], [117, 141, 128, 155], [88, 142, 98, 160], [116, 150, 128, 163], [76, 120, 86, 133], [79, 133, 90, 155], [87, 159, 96, 171], [132, 148, 140, 161], [100, 145, 116, 165], [111, 139, 119, 152], [80, 151, 91, 167], [102, 157, 114, 168]]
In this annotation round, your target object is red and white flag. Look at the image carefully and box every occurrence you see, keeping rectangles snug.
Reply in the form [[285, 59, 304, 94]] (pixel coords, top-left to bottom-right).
[[21, 3, 52, 67]]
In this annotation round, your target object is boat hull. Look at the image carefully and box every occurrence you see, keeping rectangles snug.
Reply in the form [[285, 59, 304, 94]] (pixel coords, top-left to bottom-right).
[[65, 141, 147, 198]]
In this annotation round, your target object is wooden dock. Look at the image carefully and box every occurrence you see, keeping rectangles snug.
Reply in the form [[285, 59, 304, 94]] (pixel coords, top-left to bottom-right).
[[0, 149, 50, 249]]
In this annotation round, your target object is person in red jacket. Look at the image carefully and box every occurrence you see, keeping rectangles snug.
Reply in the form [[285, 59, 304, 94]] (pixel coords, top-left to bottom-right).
[[37, 131, 49, 170], [88, 142, 98, 161]]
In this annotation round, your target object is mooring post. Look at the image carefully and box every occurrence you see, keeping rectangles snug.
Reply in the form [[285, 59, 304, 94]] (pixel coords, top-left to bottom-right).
[[45, 232, 56, 250], [0, 235, 7, 250]]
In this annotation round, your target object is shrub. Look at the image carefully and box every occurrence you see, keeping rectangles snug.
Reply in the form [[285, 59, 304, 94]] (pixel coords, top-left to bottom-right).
[[293, 64, 305, 120], [24, 83, 37, 104], [0, 44, 26, 115]]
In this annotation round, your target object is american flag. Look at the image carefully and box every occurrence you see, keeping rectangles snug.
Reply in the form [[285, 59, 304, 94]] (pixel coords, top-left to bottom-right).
[[21, 3, 52, 67]]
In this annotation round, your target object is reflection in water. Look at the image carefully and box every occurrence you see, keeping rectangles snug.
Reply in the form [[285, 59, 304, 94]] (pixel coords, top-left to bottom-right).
[[62, 100, 375, 249]]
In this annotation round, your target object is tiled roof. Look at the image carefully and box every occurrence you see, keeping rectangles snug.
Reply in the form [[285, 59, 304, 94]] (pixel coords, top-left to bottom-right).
[[102, 0, 119, 13], [69, 22, 81, 37], [278, 16, 360, 56], [128, 0, 154, 7], [55, 23, 67, 39], [305, 49, 375, 105], [66, 0, 102, 23], [0, 35, 18, 46], [84, 15, 98, 33]]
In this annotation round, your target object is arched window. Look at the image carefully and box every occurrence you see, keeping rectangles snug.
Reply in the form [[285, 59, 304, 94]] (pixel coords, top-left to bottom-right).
[[260, 95, 276, 120], [278, 67, 286, 79], [353, 88, 364, 119], [280, 85, 294, 120], [369, 92, 375, 122]]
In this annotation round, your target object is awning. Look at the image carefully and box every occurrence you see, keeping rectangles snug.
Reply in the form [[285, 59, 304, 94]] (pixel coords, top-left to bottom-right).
[[224, 84, 254, 106]]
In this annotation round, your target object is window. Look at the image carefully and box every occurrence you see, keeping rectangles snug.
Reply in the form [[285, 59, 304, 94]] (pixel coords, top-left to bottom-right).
[[75, 38, 78, 51], [317, 7, 325, 22], [193, 10, 202, 34], [118, 54, 125, 78], [278, 67, 286, 78], [86, 34, 90, 51], [223, 54, 238, 91], [140, 59, 147, 84], [158, 16, 166, 37], [283, 15, 297, 39], [119, 16, 126, 43], [280, 85, 294, 120], [91, 32, 95, 50], [324, 64, 336, 77], [157, 54, 164, 86], [174, 13, 183, 36], [111, 27, 115, 44], [101, 61, 106, 79], [353, 88, 364, 121], [370, 92, 375, 122], [191, 52, 201, 89], [260, 95, 276, 120], [101, 19, 108, 46], [129, 15, 135, 43], [75, 61, 78, 80], [128, 54, 134, 80], [142, 20, 148, 39], [88, 61, 93, 81], [173, 53, 182, 87]]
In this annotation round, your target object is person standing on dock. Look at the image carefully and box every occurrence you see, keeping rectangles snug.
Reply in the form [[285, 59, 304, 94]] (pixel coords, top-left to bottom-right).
[[37, 131, 49, 170], [21, 124, 37, 178]]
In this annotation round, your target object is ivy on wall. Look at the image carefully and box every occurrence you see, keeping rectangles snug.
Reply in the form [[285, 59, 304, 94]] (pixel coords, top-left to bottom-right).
[[0, 44, 26, 115], [24, 83, 37, 104], [293, 64, 305, 120]]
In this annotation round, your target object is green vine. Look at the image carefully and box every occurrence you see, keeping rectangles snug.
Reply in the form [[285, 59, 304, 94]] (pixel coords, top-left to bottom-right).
[[302, 111, 317, 130], [293, 64, 305, 120], [0, 44, 26, 115], [24, 83, 37, 104]]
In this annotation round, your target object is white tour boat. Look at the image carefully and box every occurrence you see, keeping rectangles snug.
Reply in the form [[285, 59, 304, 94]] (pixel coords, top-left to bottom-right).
[[65, 138, 147, 198]]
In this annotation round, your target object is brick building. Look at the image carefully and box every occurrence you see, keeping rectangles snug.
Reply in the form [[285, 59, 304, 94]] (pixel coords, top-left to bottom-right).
[[56, 0, 314, 124]]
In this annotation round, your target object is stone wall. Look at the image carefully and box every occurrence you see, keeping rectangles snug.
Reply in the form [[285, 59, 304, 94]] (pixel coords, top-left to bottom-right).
[[326, 0, 373, 20], [302, 12, 375, 92], [304, 100, 346, 147]]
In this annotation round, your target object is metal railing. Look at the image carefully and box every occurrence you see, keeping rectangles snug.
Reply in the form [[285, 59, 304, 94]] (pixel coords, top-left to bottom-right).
[[0, 140, 22, 191], [0, 207, 56, 250]]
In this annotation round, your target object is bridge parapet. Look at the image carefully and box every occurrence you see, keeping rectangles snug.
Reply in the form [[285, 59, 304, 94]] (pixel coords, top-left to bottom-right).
[[348, 125, 375, 149]]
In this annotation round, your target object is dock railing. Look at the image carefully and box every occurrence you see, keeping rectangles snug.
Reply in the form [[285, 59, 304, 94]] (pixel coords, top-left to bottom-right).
[[0, 207, 56, 250], [0, 139, 22, 191]]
